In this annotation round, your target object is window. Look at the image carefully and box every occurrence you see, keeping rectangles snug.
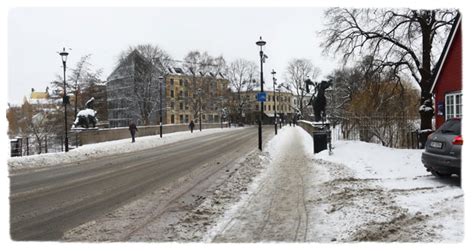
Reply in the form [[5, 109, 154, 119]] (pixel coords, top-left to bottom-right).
[[171, 115, 175, 124], [180, 115, 184, 123], [179, 79, 183, 86], [185, 115, 189, 123], [170, 90, 174, 98], [180, 102, 184, 110], [445, 92, 462, 119], [170, 79, 174, 88]]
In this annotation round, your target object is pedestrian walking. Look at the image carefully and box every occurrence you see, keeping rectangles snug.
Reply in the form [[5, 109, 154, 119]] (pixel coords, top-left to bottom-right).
[[129, 121, 138, 142], [189, 120, 195, 133]]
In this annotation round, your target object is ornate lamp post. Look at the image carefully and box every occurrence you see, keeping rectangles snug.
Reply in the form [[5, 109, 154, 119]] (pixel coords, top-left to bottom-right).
[[59, 48, 69, 152], [277, 84, 283, 129], [271, 69, 277, 135], [256, 36, 266, 151], [158, 76, 164, 138]]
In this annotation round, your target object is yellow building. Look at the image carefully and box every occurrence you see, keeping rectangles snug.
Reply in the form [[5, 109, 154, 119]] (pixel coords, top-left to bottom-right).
[[233, 89, 294, 124], [164, 67, 229, 124]]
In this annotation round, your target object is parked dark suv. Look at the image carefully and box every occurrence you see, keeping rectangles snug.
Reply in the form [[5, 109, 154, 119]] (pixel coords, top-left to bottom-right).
[[422, 118, 462, 177]]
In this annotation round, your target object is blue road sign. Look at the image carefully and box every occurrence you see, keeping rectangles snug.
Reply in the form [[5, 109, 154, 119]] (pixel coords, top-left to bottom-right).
[[256, 92, 267, 102]]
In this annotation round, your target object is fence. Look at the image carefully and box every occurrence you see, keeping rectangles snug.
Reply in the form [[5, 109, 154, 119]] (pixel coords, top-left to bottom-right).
[[329, 115, 422, 149], [9, 134, 81, 157], [9, 123, 227, 157]]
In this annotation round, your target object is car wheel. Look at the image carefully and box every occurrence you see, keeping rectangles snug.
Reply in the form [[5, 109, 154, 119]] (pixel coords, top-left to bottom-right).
[[431, 171, 452, 178]]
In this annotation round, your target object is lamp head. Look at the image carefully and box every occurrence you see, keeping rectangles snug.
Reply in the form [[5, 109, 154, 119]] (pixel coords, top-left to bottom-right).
[[256, 36, 266, 46], [59, 47, 69, 63]]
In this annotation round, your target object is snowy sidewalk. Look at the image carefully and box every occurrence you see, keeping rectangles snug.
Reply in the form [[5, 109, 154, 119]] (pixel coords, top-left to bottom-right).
[[208, 126, 312, 242], [206, 126, 463, 242]]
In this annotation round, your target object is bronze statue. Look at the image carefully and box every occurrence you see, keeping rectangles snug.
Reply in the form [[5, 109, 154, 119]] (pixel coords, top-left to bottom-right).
[[305, 79, 332, 122], [73, 97, 98, 129]]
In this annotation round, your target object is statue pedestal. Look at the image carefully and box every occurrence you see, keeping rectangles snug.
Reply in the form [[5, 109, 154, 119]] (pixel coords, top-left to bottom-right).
[[311, 122, 331, 154]]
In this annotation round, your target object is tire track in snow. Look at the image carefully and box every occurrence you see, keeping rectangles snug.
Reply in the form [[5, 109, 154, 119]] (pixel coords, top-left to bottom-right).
[[211, 127, 313, 242]]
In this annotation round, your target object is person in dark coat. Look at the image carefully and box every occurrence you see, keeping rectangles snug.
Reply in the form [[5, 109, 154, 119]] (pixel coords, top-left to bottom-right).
[[129, 122, 138, 142], [189, 120, 195, 133]]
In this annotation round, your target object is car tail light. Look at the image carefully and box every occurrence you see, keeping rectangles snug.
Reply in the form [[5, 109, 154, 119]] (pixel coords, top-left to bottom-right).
[[427, 133, 433, 140], [452, 135, 463, 145]]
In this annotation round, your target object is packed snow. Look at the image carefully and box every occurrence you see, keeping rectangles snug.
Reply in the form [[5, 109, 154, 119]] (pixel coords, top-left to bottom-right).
[[204, 126, 463, 242], [10, 125, 464, 242]]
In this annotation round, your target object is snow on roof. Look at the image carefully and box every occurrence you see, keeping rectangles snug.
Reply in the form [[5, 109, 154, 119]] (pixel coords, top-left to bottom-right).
[[94, 81, 107, 86]]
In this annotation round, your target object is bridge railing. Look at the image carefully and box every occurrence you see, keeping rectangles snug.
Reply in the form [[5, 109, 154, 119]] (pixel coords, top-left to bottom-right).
[[74, 123, 229, 146]]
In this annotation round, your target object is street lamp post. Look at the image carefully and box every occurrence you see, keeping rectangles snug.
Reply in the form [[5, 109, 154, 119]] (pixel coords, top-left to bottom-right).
[[159, 76, 164, 138], [256, 36, 266, 151], [277, 84, 283, 129], [198, 88, 202, 131], [59, 48, 69, 152], [271, 69, 277, 135], [220, 96, 224, 129]]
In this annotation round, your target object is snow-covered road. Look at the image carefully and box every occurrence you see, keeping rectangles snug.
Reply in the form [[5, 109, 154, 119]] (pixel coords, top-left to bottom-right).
[[9, 125, 463, 242], [205, 126, 463, 242]]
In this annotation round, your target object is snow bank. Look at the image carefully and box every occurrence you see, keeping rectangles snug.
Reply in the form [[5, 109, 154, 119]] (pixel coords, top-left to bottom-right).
[[296, 126, 463, 242], [297, 126, 427, 179], [8, 127, 243, 172]]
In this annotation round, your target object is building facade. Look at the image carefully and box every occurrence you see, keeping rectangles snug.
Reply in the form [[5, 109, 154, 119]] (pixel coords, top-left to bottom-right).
[[106, 50, 230, 128], [107, 50, 165, 128], [164, 67, 229, 125], [231, 89, 294, 124], [431, 14, 462, 129]]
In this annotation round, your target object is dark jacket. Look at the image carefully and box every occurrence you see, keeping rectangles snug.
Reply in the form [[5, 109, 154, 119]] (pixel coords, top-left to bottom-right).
[[129, 123, 138, 133], [189, 121, 195, 128]]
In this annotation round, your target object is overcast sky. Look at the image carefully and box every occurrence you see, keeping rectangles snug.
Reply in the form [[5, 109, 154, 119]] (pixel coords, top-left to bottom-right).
[[7, 7, 339, 105]]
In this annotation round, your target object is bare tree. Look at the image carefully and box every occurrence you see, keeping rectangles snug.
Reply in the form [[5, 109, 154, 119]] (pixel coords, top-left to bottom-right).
[[227, 58, 259, 124], [182, 50, 226, 121], [115, 44, 172, 125], [320, 8, 459, 138], [328, 56, 420, 146], [284, 58, 321, 118], [183, 51, 208, 119], [13, 98, 62, 153], [69, 55, 102, 117], [119, 44, 173, 72]]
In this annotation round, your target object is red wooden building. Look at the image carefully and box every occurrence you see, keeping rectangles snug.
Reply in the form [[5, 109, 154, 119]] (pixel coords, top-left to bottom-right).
[[431, 14, 462, 129]]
